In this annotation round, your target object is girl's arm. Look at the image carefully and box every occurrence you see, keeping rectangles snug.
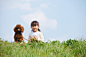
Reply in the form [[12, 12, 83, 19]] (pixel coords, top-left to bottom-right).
[[28, 33, 31, 40], [39, 32, 44, 42]]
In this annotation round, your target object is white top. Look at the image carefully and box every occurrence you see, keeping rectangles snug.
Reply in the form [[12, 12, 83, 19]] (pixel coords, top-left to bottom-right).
[[28, 31, 44, 42]]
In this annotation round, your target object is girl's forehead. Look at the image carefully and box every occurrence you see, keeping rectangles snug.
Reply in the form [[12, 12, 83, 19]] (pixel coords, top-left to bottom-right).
[[31, 24, 39, 26], [32, 25, 39, 27], [31, 22, 39, 26]]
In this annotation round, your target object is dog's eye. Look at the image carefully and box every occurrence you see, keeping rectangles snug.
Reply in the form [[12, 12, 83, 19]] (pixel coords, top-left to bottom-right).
[[16, 28, 18, 29], [18, 28, 21, 29]]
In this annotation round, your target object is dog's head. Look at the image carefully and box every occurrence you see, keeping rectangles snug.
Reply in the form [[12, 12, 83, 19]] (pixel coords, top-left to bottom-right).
[[14, 24, 24, 32]]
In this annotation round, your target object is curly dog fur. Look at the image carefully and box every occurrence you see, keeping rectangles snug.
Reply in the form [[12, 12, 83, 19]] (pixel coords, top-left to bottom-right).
[[14, 24, 24, 43]]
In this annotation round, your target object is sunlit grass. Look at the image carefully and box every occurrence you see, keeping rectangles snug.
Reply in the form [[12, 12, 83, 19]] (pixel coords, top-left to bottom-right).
[[0, 38, 86, 57]]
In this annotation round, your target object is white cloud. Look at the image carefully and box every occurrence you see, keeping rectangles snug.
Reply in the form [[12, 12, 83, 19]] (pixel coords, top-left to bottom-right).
[[22, 11, 57, 30], [40, 3, 48, 8], [18, 3, 31, 11]]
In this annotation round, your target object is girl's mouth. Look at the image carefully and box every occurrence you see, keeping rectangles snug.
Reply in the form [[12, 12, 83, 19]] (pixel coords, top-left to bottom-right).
[[33, 28, 36, 30]]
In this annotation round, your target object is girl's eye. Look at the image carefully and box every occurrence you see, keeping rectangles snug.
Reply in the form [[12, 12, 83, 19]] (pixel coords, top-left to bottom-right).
[[32, 26, 35, 27]]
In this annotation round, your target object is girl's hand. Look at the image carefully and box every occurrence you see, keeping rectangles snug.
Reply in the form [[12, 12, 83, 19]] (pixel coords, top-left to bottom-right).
[[34, 37, 38, 39]]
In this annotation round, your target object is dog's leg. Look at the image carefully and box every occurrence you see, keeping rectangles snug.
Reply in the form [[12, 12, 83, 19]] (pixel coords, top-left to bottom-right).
[[15, 41, 18, 43], [14, 38, 18, 43], [20, 38, 24, 44]]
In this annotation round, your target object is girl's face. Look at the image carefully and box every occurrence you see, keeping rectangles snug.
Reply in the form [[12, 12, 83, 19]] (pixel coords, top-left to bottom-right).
[[31, 25, 39, 32]]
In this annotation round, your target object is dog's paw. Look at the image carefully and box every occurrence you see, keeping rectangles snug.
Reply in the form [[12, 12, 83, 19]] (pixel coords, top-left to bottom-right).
[[20, 42, 23, 44]]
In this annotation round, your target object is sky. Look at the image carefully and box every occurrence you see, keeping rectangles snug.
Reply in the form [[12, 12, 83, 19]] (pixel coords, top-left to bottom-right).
[[0, 0, 86, 42]]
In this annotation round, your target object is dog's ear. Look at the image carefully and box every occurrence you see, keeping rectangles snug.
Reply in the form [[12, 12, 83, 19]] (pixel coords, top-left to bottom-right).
[[14, 27, 16, 32], [21, 26, 24, 32]]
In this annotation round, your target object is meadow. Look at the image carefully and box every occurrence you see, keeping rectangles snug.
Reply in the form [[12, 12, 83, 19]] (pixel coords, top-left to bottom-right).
[[0, 38, 86, 57]]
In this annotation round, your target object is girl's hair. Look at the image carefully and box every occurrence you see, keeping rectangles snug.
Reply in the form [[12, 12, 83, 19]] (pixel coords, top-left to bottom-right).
[[31, 21, 41, 32]]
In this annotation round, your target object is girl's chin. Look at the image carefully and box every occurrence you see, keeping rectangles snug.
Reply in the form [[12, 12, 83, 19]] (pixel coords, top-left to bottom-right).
[[33, 30, 37, 32]]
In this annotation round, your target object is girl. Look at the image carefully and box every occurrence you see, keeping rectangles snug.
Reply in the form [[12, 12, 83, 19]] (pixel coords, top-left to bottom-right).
[[28, 21, 44, 42]]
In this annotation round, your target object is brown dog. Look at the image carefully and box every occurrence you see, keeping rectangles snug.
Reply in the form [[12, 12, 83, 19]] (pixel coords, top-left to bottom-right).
[[14, 24, 24, 43]]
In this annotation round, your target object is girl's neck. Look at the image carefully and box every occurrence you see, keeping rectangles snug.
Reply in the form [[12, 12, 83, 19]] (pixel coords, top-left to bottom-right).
[[32, 30, 38, 32]]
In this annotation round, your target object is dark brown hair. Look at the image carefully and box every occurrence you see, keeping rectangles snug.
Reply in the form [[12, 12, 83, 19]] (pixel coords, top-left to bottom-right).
[[14, 24, 24, 32], [31, 21, 41, 32]]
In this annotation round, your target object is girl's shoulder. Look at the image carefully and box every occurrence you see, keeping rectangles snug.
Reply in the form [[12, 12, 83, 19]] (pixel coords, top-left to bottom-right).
[[38, 31, 43, 35]]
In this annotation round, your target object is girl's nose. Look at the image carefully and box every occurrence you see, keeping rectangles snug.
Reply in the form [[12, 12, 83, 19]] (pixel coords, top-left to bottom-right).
[[33, 27, 36, 28]]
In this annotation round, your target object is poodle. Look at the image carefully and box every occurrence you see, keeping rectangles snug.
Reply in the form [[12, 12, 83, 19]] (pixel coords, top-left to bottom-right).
[[14, 24, 24, 43]]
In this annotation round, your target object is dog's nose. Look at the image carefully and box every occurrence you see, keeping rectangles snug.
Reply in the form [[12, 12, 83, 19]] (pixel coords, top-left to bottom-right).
[[18, 29, 20, 31]]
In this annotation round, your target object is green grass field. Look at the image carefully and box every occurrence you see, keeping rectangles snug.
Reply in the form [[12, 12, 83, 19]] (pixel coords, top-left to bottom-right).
[[0, 38, 86, 57]]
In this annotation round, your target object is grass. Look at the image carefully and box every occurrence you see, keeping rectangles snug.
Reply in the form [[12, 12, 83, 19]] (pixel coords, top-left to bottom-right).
[[0, 38, 86, 57]]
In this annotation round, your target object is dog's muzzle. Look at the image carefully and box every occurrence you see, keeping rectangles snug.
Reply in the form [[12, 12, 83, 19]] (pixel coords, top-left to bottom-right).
[[18, 29, 20, 31]]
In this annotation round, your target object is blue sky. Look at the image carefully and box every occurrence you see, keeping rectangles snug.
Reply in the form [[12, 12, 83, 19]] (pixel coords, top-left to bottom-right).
[[0, 0, 86, 42]]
